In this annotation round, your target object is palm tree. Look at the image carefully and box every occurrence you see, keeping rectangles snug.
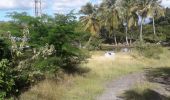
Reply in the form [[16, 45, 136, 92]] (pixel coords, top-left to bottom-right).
[[80, 3, 100, 47], [105, 8, 120, 45], [116, 0, 139, 45], [101, 0, 116, 7], [137, 2, 148, 42], [99, 0, 119, 45], [135, 0, 150, 42], [147, 1, 165, 39], [136, 0, 164, 42]]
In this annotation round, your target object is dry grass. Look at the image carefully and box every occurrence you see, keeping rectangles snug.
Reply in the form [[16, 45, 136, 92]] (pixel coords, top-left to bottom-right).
[[119, 48, 170, 100], [19, 75, 74, 100], [19, 49, 170, 100], [121, 82, 170, 100]]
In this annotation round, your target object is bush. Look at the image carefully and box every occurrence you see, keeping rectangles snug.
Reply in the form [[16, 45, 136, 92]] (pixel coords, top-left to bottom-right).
[[88, 36, 104, 50], [135, 43, 163, 59], [0, 39, 11, 60], [0, 59, 14, 99], [33, 57, 61, 74], [0, 12, 89, 99]]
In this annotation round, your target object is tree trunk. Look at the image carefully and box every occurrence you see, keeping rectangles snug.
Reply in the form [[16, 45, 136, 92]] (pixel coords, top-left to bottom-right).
[[84, 36, 93, 48], [140, 18, 144, 42], [153, 16, 157, 40], [79, 40, 82, 48], [130, 33, 132, 46], [125, 26, 129, 45], [130, 39, 132, 46], [113, 33, 117, 46]]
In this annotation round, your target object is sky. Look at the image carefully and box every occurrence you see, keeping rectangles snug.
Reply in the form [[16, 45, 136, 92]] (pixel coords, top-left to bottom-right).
[[0, 0, 169, 21]]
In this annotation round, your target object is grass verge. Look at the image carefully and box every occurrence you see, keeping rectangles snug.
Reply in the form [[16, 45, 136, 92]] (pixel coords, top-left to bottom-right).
[[121, 82, 170, 100], [20, 49, 170, 100]]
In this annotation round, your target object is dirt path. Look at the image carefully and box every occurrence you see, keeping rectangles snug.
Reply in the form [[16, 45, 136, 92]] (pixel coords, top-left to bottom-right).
[[96, 71, 146, 100], [96, 71, 170, 100]]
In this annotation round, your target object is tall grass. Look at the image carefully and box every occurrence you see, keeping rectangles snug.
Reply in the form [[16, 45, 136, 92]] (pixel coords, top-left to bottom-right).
[[121, 82, 170, 100], [19, 49, 170, 100]]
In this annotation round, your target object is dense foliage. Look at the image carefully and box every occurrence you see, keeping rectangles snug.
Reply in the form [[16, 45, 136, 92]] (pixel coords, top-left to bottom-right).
[[80, 0, 169, 47], [0, 12, 89, 99], [0, 59, 14, 98], [0, 0, 170, 99]]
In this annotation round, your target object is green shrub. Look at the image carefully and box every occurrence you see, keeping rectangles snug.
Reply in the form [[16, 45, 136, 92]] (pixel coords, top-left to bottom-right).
[[88, 37, 104, 50], [0, 59, 14, 99], [135, 43, 163, 59], [0, 39, 11, 60], [33, 57, 61, 73], [0, 12, 89, 99]]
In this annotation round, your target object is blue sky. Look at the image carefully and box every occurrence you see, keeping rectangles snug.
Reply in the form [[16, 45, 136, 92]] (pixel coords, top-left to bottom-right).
[[0, 0, 102, 21], [0, 0, 169, 21]]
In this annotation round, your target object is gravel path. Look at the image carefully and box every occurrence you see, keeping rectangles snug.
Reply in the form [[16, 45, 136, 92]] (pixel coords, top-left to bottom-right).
[[96, 72, 146, 100]]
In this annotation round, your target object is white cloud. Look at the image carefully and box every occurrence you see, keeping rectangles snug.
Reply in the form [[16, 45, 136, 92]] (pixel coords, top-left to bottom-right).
[[0, 0, 103, 14], [0, 0, 32, 10], [0, 0, 46, 10], [51, 0, 90, 13], [161, 0, 170, 8], [0, 0, 170, 12], [0, 0, 95, 14]]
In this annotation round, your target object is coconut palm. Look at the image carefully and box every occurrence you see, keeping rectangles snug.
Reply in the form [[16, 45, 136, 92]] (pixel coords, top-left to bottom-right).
[[116, 0, 139, 45], [136, 0, 154, 41], [99, 4, 120, 45], [98, 0, 120, 45], [147, 1, 165, 39], [136, 0, 164, 42], [137, 1, 149, 42], [80, 3, 100, 47], [105, 7, 120, 45], [101, 0, 116, 8]]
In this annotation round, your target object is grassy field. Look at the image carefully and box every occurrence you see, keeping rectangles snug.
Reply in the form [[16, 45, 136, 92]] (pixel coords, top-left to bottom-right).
[[19, 48, 170, 100], [121, 81, 170, 100], [119, 48, 170, 100]]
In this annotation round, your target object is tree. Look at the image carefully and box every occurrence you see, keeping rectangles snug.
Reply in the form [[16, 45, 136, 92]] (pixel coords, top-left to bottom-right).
[[103, 7, 120, 45], [136, 0, 164, 42], [147, 1, 165, 40], [7, 12, 33, 25], [115, 0, 139, 45], [98, 0, 120, 45], [136, 1, 149, 42], [101, 0, 116, 8], [80, 3, 100, 47]]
